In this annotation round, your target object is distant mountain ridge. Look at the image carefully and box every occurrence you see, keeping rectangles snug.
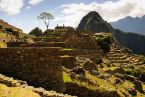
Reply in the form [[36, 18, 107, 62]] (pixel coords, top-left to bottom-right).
[[113, 29, 145, 55], [77, 11, 113, 33], [111, 15, 145, 35]]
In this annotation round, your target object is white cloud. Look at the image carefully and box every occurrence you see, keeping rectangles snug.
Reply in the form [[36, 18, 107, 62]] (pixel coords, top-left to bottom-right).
[[0, 0, 24, 15], [26, 6, 31, 10], [56, 0, 145, 27], [0, 0, 44, 15], [29, 0, 43, 5]]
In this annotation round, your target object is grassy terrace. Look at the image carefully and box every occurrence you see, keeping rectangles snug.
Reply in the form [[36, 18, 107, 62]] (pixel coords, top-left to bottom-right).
[[63, 70, 114, 91], [62, 64, 145, 97]]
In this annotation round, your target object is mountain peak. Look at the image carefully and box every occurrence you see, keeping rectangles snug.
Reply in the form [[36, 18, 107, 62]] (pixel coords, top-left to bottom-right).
[[76, 11, 113, 33], [126, 16, 133, 19], [84, 11, 103, 23]]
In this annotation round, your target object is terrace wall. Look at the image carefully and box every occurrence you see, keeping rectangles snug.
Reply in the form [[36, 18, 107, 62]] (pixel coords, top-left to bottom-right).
[[20, 42, 68, 48], [0, 47, 66, 92]]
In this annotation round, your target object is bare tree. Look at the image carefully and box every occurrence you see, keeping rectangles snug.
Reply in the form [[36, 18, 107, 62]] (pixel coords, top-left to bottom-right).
[[38, 12, 54, 30]]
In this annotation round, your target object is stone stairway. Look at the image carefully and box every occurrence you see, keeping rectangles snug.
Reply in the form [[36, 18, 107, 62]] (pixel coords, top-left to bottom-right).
[[107, 43, 143, 65]]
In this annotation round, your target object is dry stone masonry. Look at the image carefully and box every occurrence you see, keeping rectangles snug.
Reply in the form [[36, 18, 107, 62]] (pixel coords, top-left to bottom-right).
[[1, 31, 103, 96], [0, 47, 66, 92], [0, 73, 76, 97], [107, 43, 144, 65]]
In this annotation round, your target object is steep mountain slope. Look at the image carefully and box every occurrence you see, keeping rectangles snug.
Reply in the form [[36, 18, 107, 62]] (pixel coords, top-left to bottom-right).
[[77, 11, 113, 33], [111, 16, 145, 35], [113, 29, 145, 55]]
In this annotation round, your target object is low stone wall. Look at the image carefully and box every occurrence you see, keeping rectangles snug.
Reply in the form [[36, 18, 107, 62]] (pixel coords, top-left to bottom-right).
[[33, 37, 65, 42], [66, 41, 100, 50], [0, 47, 66, 92], [7, 42, 28, 47], [0, 73, 76, 97], [20, 42, 69, 48], [61, 49, 103, 56]]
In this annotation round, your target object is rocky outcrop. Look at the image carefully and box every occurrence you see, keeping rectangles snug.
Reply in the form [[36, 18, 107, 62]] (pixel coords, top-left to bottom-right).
[[83, 61, 98, 71], [76, 11, 113, 33], [65, 82, 120, 97], [0, 19, 26, 39]]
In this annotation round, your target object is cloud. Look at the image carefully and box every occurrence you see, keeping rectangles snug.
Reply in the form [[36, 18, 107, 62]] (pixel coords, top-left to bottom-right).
[[0, 0, 44, 15], [56, 0, 145, 27], [26, 6, 31, 10], [29, 0, 44, 5], [0, 0, 24, 15]]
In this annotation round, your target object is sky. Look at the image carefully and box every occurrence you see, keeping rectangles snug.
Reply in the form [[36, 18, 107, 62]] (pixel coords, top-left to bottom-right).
[[0, 0, 145, 33]]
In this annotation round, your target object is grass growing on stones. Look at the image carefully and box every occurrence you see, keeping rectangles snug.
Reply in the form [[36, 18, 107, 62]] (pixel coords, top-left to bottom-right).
[[62, 48, 75, 51], [86, 72, 116, 90], [63, 72, 73, 83], [63, 71, 100, 91], [0, 42, 7, 48], [0, 32, 7, 37], [61, 55, 72, 58]]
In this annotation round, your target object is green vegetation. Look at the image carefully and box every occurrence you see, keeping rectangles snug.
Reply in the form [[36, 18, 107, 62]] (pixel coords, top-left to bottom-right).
[[62, 48, 75, 50], [138, 55, 145, 64], [0, 42, 7, 48], [29, 27, 43, 37], [22, 34, 36, 39], [114, 30, 145, 55], [0, 25, 3, 29], [63, 72, 73, 83], [63, 72, 98, 91], [95, 59, 103, 64], [94, 35, 112, 53], [44, 29, 54, 35], [61, 55, 72, 58], [0, 32, 7, 37]]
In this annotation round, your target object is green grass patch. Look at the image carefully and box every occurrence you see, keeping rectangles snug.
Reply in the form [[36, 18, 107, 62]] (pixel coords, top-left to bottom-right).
[[0, 42, 7, 48], [62, 48, 75, 51], [63, 72, 73, 83]]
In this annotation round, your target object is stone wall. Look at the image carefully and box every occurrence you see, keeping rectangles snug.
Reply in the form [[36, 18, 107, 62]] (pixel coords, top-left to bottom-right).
[[0, 73, 76, 97], [66, 41, 100, 50], [20, 42, 68, 48], [61, 56, 76, 69], [7, 42, 28, 47], [61, 49, 103, 56], [33, 37, 65, 42], [0, 47, 66, 92]]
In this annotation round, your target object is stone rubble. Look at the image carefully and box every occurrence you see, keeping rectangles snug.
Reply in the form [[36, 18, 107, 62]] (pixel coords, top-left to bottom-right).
[[0, 73, 76, 97]]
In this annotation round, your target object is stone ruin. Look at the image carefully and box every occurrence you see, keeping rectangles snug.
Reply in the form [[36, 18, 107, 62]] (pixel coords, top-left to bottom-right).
[[0, 73, 75, 97], [0, 47, 66, 92], [0, 31, 103, 93]]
